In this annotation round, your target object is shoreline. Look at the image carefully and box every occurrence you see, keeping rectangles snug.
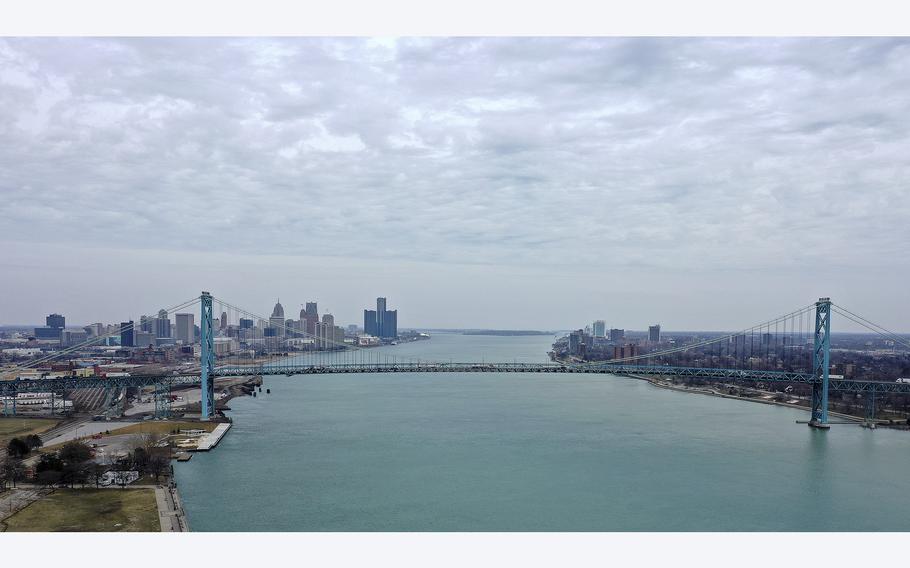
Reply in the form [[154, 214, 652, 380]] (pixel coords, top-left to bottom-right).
[[624, 373, 902, 427]]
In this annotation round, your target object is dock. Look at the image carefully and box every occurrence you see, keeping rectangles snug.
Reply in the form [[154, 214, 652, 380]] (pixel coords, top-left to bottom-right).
[[193, 423, 231, 451]]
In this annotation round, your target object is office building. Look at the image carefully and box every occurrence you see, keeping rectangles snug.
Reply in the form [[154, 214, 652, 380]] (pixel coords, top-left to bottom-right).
[[269, 300, 285, 336], [61, 329, 88, 347], [301, 302, 319, 336], [175, 313, 194, 343], [220, 311, 228, 331], [648, 325, 661, 343], [120, 321, 135, 347], [315, 319, 345, 350], [568, 330, 589, 356], [135, 331, 153, 348], [610, 328, 625, 342], [613, 344, 639, 359], [33, 327, 62, 340], [155, 309, 171, 339], [83, 323, 103, 337], [239, 318, 253, 330], [364, 297, 398, 339], [34, 313, 66, 340], [364, 310, 378, 336], [593, 320, 606, 338]]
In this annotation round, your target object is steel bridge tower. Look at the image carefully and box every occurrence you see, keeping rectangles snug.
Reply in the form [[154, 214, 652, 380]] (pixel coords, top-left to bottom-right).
[[200, 291, 215, 420], [809, 297, 831, 429]]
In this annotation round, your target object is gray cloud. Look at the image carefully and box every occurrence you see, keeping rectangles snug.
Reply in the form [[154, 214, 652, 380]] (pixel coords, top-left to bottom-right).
[[1, 38, 909, 329]]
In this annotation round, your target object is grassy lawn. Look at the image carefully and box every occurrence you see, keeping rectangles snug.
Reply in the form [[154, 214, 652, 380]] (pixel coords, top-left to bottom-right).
[[3, 488, 160, 532], [112, 421, 218, 436], [0, 417, 59, 444]]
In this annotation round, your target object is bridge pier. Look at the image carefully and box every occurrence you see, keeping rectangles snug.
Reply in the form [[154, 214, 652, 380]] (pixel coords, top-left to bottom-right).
[[808, 298, 831, 430], [155, 382, 171, 419], [864, 390, 876, 424], [200, 291, 215, 420]]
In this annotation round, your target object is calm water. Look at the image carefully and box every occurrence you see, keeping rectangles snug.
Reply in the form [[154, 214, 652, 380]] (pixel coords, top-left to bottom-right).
[[175, 333, 910, 531]]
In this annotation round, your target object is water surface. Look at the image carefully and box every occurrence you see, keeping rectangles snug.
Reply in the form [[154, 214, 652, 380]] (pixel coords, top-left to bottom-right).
[[175, 333, 910, 531]]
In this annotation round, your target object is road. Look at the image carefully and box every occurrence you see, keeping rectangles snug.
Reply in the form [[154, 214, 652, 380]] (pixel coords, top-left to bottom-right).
[[40, 421, 140, 447]]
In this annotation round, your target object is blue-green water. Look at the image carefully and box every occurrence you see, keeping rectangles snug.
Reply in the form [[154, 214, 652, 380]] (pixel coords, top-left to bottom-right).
[[175, 333, 910, 531]]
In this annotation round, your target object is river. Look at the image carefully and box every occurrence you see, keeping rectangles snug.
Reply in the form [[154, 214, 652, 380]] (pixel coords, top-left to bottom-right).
[[174, 332, 910, 531]]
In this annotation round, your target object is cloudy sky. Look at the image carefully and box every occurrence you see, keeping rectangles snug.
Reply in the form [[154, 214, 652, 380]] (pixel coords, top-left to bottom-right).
[[1, 37, 909, 330]]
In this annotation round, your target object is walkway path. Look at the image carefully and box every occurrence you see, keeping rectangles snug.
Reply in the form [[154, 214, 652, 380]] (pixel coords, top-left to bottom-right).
[[0, 488, 51, 527], [155, 484, 188, 532]]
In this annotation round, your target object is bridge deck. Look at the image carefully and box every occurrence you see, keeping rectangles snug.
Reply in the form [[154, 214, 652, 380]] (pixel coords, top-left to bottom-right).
[[4, 362, 910, 395]]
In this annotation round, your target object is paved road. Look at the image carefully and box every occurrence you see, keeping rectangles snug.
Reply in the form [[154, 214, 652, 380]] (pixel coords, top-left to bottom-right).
[[41, 421, 140, 447]]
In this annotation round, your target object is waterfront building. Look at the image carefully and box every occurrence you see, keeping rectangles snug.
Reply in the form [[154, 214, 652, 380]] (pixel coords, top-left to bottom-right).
[[610, 328, 625, 342], [568, 330, 585, 356], [648, 324, 661, 343], [120, 321, 135, 347], [364, 309, 378, 336], [175, 313, 194, 343], [593, 320, 606, 338], [315, 319, 345, 350], [364, 297, 398, 339]]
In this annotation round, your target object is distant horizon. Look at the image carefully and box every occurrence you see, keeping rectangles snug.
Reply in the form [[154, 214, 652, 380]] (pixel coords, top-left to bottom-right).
[[2, 323, 908, 336], [2, 37, 908, 332]]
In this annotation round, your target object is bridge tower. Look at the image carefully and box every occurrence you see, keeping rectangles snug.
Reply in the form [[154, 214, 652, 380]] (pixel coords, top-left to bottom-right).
[[200, 291, 215, 420], [809, 297, 831, 429]]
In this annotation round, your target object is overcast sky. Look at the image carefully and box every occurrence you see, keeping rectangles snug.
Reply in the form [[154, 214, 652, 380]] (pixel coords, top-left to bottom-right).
[[1, 37, 908, 331]]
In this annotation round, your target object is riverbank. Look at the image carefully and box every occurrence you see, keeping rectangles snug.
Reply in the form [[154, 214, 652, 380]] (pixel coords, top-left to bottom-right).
[[626, 374, 909, 428]]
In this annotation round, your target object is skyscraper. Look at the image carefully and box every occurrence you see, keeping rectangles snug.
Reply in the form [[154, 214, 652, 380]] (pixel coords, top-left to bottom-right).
[[155, 309, 171, 338], [175, 313, 194, 343], [593, 320, 606, 338], [364, 310, 378, 336], [270, 300, 285, 336], [120, 321, 135, 347], [220, 311, 228, 331], [301, 302, 319, 336], [610, 328, 625, 342], [364, 297, 398, 339], [46, 313, 65, 329], [648, 324, 661, 343]]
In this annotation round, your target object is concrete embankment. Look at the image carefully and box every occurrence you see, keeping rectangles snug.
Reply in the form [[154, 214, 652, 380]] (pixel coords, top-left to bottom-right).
[[194, 423, 231, 451], [155, 484, 189, 532]]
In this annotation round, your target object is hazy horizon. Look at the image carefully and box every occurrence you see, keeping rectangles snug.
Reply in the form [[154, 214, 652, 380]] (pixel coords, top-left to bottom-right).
[[2, 38, 909, 332]]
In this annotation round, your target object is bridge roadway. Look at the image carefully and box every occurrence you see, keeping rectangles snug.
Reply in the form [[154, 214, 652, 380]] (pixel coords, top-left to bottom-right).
[[3, 362, 910, 395]]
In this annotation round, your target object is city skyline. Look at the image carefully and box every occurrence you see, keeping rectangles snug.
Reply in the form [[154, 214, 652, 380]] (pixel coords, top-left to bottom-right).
[[1, 37, 909, 330]]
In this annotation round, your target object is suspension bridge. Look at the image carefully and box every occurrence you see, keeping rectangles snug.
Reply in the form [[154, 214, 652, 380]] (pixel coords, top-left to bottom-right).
[[3, 293, 909, 429]]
